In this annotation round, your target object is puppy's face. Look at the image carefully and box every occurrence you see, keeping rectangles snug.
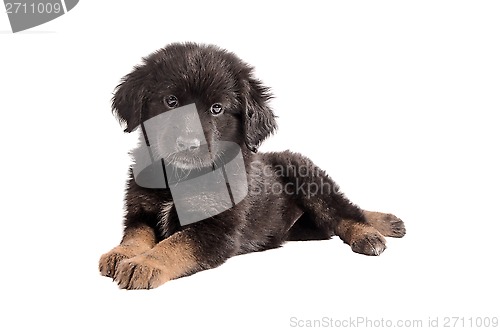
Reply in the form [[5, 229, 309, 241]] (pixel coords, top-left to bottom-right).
[[143, 67, 243, 169], [112, 43, 277, 170]]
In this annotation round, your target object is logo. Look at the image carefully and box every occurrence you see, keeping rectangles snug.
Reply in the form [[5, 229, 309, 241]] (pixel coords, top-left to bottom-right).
[[131, 104, 248, 226], [4, 0, 79, 33]]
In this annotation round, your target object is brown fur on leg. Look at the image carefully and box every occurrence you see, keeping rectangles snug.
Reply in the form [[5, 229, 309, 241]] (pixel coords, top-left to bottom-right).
[[363, 211, 406, 238], [114, 231, 199, 290], [334, 219, 386, 256], [99, 224, 156, 278]]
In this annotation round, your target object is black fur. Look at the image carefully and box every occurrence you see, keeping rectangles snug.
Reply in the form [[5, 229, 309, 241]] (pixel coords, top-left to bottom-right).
[[104, 43, 398, 285]]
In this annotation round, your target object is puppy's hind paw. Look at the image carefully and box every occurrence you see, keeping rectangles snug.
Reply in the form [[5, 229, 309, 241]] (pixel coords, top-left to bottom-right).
[[350, 232, 387, 256], [363, 211, 406, 238]]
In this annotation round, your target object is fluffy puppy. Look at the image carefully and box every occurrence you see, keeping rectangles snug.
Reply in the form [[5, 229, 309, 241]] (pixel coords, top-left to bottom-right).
[[99, 42, 405, 290]]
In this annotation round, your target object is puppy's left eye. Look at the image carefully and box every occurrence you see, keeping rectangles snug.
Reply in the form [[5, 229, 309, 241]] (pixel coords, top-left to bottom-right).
[[163, 95, 179, 108], [210, 103, 224, 116]]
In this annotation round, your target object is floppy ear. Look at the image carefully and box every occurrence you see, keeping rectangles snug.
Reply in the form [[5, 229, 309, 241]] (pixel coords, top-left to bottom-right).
[[112, 64, 150, 132], [242, 78, 277, 152]]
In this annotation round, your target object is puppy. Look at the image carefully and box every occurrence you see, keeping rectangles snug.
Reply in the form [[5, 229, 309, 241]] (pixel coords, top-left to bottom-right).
[[99, 42, 405, 290]]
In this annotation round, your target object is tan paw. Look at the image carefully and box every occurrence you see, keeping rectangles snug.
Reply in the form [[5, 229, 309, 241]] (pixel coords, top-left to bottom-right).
[[363, 211, 406, 238], [99, 245, 146, 278], [114, 255, 171, 290], [350, 231, 387, 256]]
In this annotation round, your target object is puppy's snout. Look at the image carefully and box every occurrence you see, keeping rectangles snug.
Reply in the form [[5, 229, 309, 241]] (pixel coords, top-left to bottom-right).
[[176, 136, 201, 152]]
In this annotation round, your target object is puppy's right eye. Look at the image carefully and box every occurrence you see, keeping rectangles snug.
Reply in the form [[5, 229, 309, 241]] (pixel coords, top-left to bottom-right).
[[163, 95, 179, 108]]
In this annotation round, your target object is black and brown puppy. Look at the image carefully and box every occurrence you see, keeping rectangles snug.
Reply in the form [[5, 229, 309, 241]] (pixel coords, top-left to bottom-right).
[[99, 42, 405, 290]]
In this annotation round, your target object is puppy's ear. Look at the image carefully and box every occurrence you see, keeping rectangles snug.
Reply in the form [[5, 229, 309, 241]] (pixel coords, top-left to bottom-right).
[[242, 78, 277, 152], [112, 64, 150, 132]]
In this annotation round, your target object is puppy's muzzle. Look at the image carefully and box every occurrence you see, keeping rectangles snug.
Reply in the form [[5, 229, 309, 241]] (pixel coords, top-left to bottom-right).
[[175, 136, 201, 152]]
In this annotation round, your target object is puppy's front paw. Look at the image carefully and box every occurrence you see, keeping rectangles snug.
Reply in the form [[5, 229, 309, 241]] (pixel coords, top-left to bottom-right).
[[351, 232, 386, 256], [99, 245, 147, 278], [114, 255, 171, 290], [364, 211, 406, 238], [99, 249, 130, 278]]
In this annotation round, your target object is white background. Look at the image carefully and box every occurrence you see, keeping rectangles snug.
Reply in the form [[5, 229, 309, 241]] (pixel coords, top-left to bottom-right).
[[1, 1, 499, 330]]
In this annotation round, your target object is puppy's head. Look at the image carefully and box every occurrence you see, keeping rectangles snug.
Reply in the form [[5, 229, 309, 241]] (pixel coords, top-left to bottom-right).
[[112, 42, 276, 169]]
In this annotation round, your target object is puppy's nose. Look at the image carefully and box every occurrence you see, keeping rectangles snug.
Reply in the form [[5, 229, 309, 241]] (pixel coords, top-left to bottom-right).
[[176, 136, 201, 152]]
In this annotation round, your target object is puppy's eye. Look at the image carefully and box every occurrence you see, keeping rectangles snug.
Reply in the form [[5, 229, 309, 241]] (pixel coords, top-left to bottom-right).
[[210, 103, 224, 116], [163, 95, 179, 108]]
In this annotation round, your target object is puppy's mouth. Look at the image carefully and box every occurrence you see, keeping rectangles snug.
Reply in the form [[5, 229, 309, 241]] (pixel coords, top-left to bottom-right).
[[163, 145, 214, 170], [158, 141, 241, 172]]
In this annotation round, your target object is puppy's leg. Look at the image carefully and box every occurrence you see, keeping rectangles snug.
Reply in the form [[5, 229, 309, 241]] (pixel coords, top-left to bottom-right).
[[99, 223, 156, 278], [333, 211, 406, 255], [114, 221, 238, 290], [271, 152, 399, 255]]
